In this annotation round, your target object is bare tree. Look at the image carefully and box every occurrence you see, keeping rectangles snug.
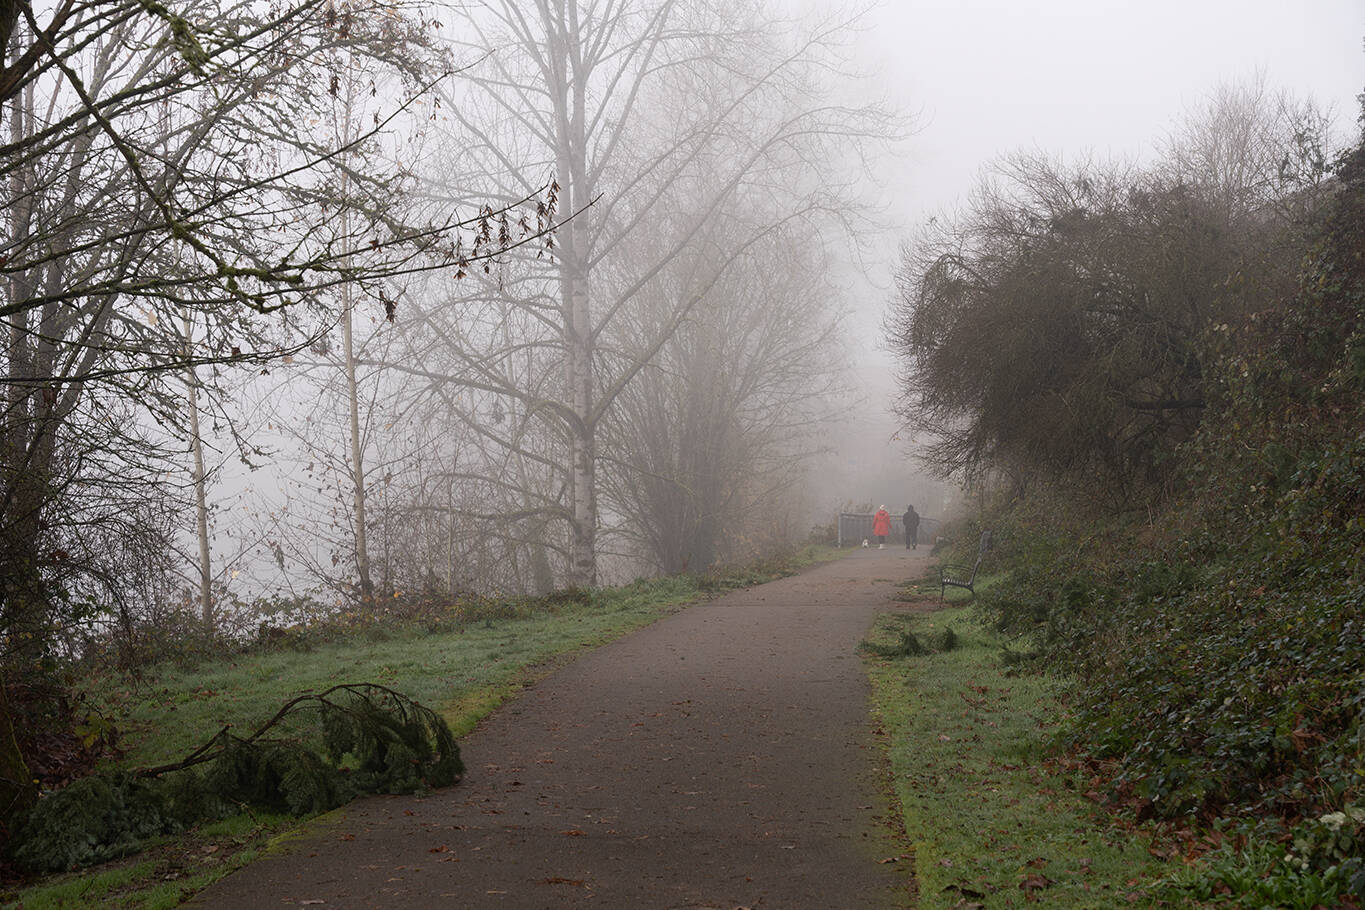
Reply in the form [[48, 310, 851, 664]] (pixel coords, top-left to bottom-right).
[[375, 0, 893, 588], [601, 216, 849, 574]]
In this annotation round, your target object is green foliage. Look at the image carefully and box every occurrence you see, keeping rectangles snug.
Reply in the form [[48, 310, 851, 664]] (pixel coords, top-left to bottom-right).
[[864, 607, 1168, 906], [8, 685, 461, 875], [936, 133, 1365, 903], [9, 774, 179, 873], [979, 478, 1364, 824], [863, 629, 928, 658], [861, 627, 958, 659], [1289, 807, 1365, 890], [860, 610, 959, 658], [1157, 823, 1365, 908]]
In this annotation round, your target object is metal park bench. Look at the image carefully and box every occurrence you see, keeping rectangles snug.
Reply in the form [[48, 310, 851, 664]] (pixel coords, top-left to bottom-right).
[[939, 530, 991, 599]]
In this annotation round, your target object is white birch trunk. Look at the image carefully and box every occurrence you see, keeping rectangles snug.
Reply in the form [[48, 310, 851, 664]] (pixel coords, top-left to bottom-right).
[[182, 314, 213, 630], [342, 273, 374, 601]]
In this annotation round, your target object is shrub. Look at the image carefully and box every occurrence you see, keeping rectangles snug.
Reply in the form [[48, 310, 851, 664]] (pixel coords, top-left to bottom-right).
[[8, 684, 461, 875]]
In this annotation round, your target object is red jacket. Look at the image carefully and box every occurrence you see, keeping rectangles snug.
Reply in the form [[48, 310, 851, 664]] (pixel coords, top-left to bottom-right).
[[873, 510, 891, 536]]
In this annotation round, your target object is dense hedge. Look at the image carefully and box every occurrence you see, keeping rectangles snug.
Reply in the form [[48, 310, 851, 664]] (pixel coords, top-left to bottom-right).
[[971, 137, 1365, 903]]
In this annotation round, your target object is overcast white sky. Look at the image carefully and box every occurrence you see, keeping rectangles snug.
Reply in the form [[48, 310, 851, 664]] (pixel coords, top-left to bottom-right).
[[811, 0, 1364, 364], [853, 0, 1364, 224]]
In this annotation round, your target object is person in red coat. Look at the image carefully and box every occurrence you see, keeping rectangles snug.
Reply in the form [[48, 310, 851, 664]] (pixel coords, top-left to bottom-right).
[[872, 505, 891, 549]]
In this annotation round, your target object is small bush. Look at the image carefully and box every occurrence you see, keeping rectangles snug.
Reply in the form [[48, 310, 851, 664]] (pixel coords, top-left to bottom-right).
[[1157, 826, 1365, 909], [862, 626, 959, 659]]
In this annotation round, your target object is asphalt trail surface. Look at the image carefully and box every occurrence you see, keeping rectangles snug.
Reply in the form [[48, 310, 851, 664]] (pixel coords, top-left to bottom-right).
[[189, 547, 928, 909]]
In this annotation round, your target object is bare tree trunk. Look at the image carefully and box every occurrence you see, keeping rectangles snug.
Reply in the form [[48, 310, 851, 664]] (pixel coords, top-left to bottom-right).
[[0, 28, 38, 824], [549, 11, 597, 589], [183, 314, 213, 630], [565, 243, 596, 587], [0, 679, 36, 823], [446, 478, 456, 595], [1, 29, 54, 665], [342, 275, 374, 602]]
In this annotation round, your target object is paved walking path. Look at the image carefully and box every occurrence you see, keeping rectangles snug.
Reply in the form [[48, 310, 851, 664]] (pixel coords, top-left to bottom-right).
[[189, 548, 929, 909]]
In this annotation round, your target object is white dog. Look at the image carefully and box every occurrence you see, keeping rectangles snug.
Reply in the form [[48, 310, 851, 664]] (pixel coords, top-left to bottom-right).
[[861, 538, 869, 548]]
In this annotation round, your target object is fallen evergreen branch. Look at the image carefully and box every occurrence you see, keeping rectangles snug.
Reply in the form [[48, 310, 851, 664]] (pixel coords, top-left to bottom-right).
[[8, 683, 462, 874]]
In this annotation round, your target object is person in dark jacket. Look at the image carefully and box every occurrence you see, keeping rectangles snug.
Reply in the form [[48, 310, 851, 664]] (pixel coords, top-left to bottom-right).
[[903, 505, 920, 549]]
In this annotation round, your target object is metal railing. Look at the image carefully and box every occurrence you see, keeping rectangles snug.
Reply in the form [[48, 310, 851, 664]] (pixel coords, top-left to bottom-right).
[[836, 512, 939, 547]]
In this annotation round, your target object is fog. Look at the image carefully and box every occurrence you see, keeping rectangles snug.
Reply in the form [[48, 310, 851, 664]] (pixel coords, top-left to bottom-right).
[[3, 0, 1363, 627], [861, 0, 1363, 220]]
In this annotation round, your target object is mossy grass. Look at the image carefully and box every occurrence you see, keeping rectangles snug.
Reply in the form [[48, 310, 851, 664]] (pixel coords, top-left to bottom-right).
[[864, 604, 1170, 907], [892, 569, 1003, 607], [10, 545, 840, 908], [101, 549, 838, 768]]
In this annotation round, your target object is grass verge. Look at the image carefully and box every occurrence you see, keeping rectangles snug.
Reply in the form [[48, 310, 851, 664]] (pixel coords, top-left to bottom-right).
[[863, 586, 1169, 908], [8, 545, 842, 908]]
